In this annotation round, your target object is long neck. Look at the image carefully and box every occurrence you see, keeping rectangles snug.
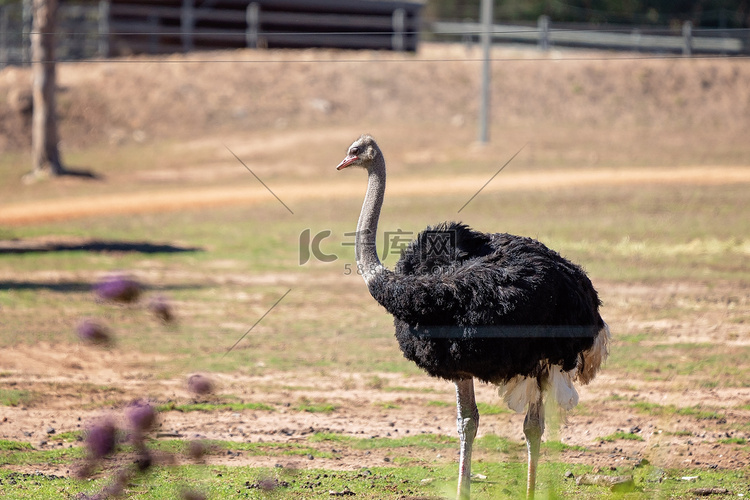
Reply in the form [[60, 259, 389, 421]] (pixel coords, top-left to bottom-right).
[[355, 156, 386, 283]]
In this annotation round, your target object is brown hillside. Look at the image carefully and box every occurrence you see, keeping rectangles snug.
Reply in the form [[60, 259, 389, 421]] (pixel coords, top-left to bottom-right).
[[1, 44, 749, 153]]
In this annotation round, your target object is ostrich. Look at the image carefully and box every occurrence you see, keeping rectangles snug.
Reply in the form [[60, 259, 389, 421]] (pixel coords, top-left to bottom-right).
[[336, 135, 610, 500]]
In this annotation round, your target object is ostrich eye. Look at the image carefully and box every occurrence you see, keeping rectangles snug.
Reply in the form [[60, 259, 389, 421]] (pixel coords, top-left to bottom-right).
[[349, 147, 359, 156]]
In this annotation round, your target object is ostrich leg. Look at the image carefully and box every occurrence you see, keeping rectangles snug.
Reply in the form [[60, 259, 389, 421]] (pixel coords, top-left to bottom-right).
[[455, 378, 479, 500], [523, 394, 545, 500]]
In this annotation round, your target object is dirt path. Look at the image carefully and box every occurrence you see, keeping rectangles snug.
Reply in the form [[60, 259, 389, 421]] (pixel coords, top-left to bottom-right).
[[2, 165, 749, 226]]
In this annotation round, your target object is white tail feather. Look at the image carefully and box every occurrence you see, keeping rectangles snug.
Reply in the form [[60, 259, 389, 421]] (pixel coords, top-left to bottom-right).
[[497, 322, 610, 412], [498, 376, 541, 413], [577, 322, 611, 384], [549, 365, 579, 411]]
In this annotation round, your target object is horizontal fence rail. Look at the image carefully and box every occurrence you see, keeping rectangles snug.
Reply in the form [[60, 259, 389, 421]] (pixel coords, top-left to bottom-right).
[[2, 2, 749, 68], [0, 0, 422, 66], [106, 0, 422, 55], [433, 17, 749, 55]]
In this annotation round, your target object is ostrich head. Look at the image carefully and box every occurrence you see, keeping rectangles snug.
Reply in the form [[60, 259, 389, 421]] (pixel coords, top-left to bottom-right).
[[336, 135, 381, 171]]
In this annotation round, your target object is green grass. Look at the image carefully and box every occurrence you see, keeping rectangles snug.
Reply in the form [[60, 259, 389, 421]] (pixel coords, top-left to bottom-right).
[[543, 441, 589, 453], [383, 385, 439, 393], [156, 401, 274, 413], [0, 445, 85, 466], [597, 431, 644, 443], [309, 431, 457, 450], [0, 440, 34, 451], [0, 389, 36, 407], [48, 431, 83, 443], [295, 398, 338, 413], [1, 455, 747, 499], [630, 402, 724, 421], [717, 437, 747, 445], [427, 400, 452, 407], [0, 430, 747, 499], [476, 401, 511, 416], [475, 434, 517, 454], [608, 341, 750, 388]]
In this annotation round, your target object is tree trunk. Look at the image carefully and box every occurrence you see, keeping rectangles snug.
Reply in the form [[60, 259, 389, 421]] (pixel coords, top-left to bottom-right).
[[30, 0, 64, 178]]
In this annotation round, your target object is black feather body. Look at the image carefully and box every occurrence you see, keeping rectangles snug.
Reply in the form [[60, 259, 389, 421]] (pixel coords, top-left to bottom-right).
[[366, 222, 605, 384]]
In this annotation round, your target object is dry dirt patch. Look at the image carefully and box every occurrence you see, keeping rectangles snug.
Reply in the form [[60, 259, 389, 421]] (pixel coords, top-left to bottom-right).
[[2, 276, 750, 476]]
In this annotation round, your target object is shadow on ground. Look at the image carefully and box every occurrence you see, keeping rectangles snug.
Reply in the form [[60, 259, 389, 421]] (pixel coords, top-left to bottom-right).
[[0, 281, 205, 293], [0, 239, 202, 255]]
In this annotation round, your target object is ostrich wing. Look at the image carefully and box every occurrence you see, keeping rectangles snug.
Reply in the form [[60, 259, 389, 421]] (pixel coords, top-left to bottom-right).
[[368, 223, 601, 333]]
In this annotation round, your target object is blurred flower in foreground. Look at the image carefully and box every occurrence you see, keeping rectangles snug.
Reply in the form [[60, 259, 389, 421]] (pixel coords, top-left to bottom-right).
[[148, 295, 174, 323], [85, 418, 117, 460], [126, 400, 157, 433], [77, 319, 112, 346], [181, 489, 207, 500], [95, 274, 142, 303], [187, 440, 207, 461], [187, 374, 214, 395]]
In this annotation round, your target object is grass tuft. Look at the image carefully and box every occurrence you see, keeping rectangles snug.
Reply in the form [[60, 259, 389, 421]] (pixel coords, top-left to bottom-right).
[[0, 440, 34, 451], [542, 440, 588, 453], [309, 432, 457, 450], [295, 398, 337, 413], [476, 402, 510, 415], [717, 437, 747, 445], [631, 402, 724, 421], [0, 389, 36, 407], [598, 431, 644, 442], [156, 401, 274, 412]]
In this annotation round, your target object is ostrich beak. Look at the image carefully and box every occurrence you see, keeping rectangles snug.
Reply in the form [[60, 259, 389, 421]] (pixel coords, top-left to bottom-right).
[[336, 155, 358, 170]]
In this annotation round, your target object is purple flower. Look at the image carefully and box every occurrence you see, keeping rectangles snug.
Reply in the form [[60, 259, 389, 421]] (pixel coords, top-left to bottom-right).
[[95, 274, 142, 303], [77, 319, 112, 345], [148, 295, 174, 323], [187, 374, 214, 395], [126, 400, 157, 433], [86, 418, 117, 459]]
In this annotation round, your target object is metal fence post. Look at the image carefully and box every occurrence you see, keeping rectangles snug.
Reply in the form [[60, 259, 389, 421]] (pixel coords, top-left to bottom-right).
[[148, 13, 159, 53], [181, 0, 194, 52], [392, 8, 405, 52], [478, 0, 493, 144], [98, 0, 109, 58], [22, 0, 32, 65], [538, 15, 549, 51], [246, 2, 259, 48], [682, 20, 692, 56]]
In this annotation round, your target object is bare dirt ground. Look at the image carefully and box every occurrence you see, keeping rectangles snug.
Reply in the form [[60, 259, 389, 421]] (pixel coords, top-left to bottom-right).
[[1, 277, 748, 477]]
